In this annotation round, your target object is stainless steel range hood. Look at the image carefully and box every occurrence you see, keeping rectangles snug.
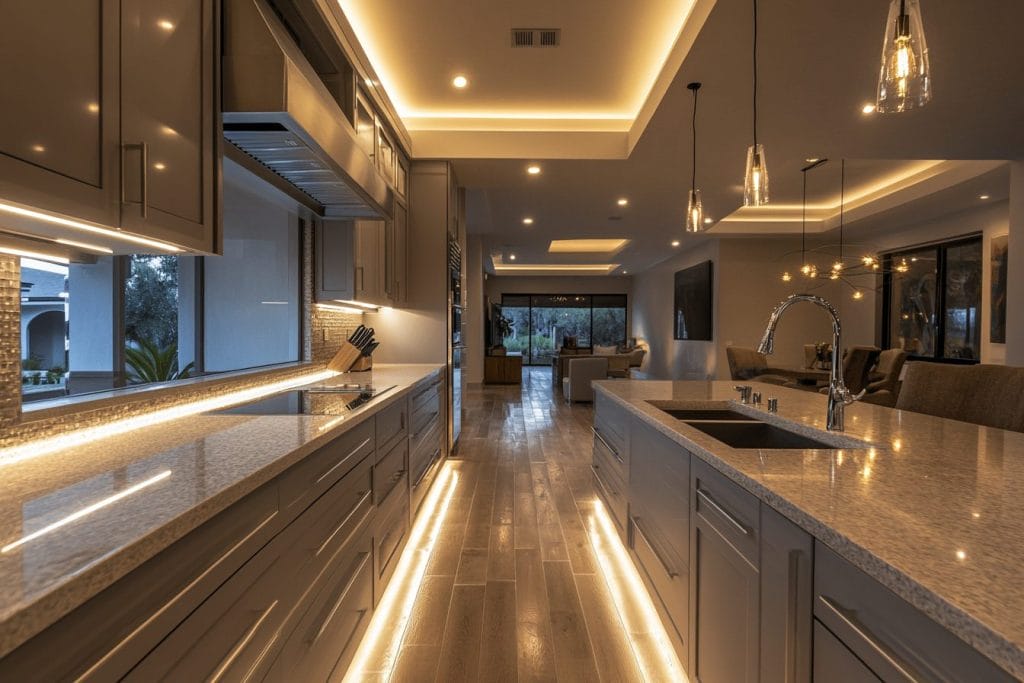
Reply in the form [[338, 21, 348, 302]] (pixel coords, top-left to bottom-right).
[[223, 0, 392, 218]]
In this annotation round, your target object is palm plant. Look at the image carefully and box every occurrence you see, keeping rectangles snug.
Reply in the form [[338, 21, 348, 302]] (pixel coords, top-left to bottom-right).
[[125, 339, 194, 383]]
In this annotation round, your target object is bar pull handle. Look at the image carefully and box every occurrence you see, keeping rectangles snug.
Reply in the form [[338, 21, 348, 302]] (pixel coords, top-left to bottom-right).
[[697, 488, 749, 536]]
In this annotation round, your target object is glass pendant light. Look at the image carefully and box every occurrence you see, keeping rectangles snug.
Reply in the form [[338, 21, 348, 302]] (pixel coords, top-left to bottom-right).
[[743, 0, 769, 206], [685, 82, 705, 233], [876, 0, 931, 113]]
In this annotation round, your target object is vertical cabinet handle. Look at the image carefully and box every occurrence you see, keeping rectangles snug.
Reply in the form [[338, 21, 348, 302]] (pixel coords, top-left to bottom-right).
[[786, 550, 802, 683], [121, 142, 149, 218]]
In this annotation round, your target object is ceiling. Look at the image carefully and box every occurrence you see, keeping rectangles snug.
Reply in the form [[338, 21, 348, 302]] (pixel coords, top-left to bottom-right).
[[337, 0, 1024, 276]]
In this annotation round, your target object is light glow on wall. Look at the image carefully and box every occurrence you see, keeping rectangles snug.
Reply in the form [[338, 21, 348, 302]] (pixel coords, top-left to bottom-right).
[[344, 463, 459, 682], [587, 499, 688, 682]]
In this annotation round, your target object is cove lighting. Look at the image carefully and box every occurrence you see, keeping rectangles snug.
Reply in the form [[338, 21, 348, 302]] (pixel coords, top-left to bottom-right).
[[2, 470, 172, 553], [493, 264, 620, 274], [0, 370, 337, 467], [344, 464, 459, 682], [55, 238, 114, 254], [0, 246, 69, 264], [0, 200, 182, 252], [548, 238, 629, 254], [588, 499, 688, 681]]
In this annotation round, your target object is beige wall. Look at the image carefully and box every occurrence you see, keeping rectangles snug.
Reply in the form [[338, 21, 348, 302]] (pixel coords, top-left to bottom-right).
[[464, 235, 485, 384]]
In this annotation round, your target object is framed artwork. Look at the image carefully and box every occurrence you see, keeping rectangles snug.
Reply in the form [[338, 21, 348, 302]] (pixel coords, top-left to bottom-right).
[[673, 260, 714, 341], [990, 234, 1008, 344]]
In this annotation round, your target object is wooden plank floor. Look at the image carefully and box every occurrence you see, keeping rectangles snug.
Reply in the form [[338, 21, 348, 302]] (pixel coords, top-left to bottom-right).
[[357, 367, 647, 682]]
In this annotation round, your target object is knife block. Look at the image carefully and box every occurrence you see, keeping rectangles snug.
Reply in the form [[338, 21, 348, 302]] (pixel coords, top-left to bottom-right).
[[349, 355, 373, 372], [327, 341, 363, 372]]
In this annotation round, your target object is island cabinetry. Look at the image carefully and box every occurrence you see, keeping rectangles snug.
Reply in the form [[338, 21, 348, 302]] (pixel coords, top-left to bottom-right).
[[592, 393, 630, 534], [813, 543, 1014, 682], [627, 420, 691, 665], [760, 504, 813, 683], [409, 374, 445, 515], [689, 458, 761, 683]]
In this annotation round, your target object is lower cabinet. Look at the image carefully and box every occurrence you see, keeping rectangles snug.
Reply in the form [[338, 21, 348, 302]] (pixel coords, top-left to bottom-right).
[[690, 459, 761, 683], [760, 505, 813, 683], [813, 620, 881, 683]]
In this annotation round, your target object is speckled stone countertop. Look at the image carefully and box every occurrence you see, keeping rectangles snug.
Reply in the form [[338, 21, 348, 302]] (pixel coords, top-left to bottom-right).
[[595, 379, 1024, 679], [0, 364, 443, 659]]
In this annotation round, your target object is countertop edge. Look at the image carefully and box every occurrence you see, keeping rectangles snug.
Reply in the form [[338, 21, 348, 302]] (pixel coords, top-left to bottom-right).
[[0, 364, 444, 659], [594, 382, 1024, 679]]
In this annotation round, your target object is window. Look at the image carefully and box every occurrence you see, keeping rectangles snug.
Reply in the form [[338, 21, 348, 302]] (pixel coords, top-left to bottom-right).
[[499, 293, 628, 365], [883, 235, 982, 362]]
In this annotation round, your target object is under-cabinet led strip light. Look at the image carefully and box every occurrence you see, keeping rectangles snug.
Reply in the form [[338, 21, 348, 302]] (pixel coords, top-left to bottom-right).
[[588, 498, 689, 682], [343, 464, 459, 682], [0, 200, 182, 252], [0, 370, 337, 467]]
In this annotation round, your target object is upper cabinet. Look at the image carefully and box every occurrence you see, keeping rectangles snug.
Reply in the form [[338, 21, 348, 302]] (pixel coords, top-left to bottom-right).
[[0, 0, 219, 254], [119, 0, 219, 252]]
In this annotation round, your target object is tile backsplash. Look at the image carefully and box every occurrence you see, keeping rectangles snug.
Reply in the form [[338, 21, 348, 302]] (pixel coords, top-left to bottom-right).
[[0, 255, 20, 428]]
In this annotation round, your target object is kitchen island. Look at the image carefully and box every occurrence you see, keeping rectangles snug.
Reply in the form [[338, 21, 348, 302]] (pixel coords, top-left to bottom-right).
[[593, 378, 1024, 681], [0, 364, 445, 680]]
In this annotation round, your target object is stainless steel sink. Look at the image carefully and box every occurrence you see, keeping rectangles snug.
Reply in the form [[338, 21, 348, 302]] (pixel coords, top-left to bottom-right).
[[684, 421, 836, 450]]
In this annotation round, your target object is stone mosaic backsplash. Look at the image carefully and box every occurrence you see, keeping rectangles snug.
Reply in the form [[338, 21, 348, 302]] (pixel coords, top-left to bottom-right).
[[0, 255, 20, 428]]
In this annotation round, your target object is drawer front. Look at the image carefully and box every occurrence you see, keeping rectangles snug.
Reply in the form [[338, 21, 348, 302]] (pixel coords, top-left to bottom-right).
[[269, 534, 374, 682], [373, 437, 408, 506], [595, 392, 630, 453], [592, 461, 627, 534], [592, 421, 626, 483], [691, 458, 759, 564], [411, 423, 442, 487], [125, 536, 286, 682], [410, 397, 441, 458], [813, 620, 881, 683], [410, 375, 442, 416], [814, 543, 1014, 682], [280, 419, 374, 514], [374, 483, 410, 598], [632, 514, 688, 645], [3, 484, 281, 682], [411, 442, 443, 515], [376, 397, 408, 455]]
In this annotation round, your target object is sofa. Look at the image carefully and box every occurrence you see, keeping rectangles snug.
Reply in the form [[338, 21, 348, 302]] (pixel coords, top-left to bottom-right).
[[725, 347, 805, 385], [562, 357, 609, 403], [552, 347, 646, 385]]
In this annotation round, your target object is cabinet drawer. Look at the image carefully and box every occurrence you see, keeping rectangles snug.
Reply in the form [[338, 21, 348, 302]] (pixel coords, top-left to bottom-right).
[[632, 514, 688, 645], [595, 392, 630, 454], [374, 437, 408, 506], [410, 399, 441, 457], [268, 534, 374, 682], [279, 419, 374, 514], [376, 398, 408, 455], [592, 462, 627, 535], [814, 543, 1014, 682], [374, 482, 410, 600], [0, 483, 280, 682], [411, 440, 444, 515], [410, 376, 442, 416], [692, 458, 759, 564], [813, 620, 880, 682]]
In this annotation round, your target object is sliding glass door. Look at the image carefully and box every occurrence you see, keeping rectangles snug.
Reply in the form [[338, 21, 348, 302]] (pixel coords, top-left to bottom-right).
[[500, 294, 628, 365]]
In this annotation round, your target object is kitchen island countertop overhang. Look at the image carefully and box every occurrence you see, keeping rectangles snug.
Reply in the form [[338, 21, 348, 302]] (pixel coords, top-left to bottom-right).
[[594, 378, 1024, 679]]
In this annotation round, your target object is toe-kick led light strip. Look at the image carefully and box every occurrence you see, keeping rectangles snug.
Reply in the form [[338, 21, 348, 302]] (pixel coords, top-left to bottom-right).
[[1, 469, 172, 553], [588, 498, 688, 682], [0, 370, 338, 467], [344, 463, 459, 682]]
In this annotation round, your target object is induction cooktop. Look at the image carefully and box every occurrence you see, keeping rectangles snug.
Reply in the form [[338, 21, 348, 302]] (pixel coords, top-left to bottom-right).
[[212, 384, 395, 416]]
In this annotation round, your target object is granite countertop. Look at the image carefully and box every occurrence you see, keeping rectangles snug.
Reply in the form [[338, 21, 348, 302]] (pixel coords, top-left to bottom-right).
[[594, 379, 1024, 679], [0, 364, 443, 659]]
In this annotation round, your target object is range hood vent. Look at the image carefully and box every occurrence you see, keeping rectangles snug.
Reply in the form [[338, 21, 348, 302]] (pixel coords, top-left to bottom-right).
[[223, 0, 393, 218]]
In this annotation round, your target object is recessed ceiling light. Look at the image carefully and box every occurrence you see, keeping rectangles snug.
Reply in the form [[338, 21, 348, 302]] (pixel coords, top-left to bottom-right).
[[152, 162, 166, 171], [452, 75, 468, 89], [617, 198, 629, 206], [622, 270, 628, 274], [805, 158, 820, 164], [157, 19, 175, 30], [671, 240, 680, 247], [861, 103, 876, 114], [526, 164, 541, 175], [522, 217, 534, 225], [979, 194, 990, 200], [31, 145, 45, 153], [86, 102, 100, 114], [509, 253, 516, 261], [703, 217, 713, 224]]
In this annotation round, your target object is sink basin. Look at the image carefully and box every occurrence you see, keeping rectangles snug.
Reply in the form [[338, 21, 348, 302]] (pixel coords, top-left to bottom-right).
[[658, 408, 758, 421], [684, 421, 837, 450]]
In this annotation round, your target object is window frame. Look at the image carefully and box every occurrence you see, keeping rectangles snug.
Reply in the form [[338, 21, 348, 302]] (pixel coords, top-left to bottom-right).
[[499, 293, 629, 366], [881, 233, 983, 364]]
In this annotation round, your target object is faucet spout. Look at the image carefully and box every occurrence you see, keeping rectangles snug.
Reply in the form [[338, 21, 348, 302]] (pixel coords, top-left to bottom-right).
[[757, 294, 860, 431]]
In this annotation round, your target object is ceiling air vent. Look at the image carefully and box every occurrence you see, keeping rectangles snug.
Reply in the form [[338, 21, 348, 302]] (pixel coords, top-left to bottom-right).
[[511, 28, 561, 48]]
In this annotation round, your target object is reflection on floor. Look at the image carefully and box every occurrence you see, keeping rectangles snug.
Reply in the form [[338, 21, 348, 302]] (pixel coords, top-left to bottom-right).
[[347, 367, 683, 682]]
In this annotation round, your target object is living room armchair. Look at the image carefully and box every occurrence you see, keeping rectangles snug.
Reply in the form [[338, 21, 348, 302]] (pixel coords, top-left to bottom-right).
[[562, 357, 609, 403]]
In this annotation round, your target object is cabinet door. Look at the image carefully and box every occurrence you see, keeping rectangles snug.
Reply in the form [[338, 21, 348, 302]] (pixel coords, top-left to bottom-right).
[[0, 1, 119, 226], [120, 0, 218, 252], [760, 505, 813, 683], [354, 220, 383, 304], [394, 201, 408, 305], [315, 219, 355, 302], [691, 514, 760, 683]]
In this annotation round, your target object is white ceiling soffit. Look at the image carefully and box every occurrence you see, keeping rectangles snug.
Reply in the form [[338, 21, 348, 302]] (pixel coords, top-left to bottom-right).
[[336, 0, 717, 159], [710, 160, 1008, 235]]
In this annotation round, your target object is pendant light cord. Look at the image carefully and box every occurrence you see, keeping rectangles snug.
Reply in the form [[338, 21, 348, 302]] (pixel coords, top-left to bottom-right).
[[752, 0, 759, 147], [801, 169, 806, 261], [692, 87, 698, 191], [839, 159, 845, 263]]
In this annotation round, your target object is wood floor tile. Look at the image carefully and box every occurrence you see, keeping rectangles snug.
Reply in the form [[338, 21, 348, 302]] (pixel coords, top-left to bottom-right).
[[478, 580, 517, 682], [434, 584, 486, 683], [544, 561, 599, 682]]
